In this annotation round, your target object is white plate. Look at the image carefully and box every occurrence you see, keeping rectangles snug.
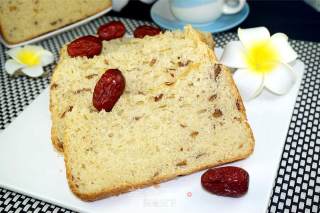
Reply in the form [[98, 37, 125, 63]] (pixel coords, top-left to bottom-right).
[[0, 49, 305, 213], [0, 7, 112, 49]]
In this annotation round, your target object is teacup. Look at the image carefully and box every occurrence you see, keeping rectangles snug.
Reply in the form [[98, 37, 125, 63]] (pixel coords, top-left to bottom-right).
[[170, 0, 246, 24]]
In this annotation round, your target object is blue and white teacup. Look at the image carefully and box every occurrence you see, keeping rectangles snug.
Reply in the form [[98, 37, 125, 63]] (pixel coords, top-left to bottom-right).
[[170, 0, 246, 24]]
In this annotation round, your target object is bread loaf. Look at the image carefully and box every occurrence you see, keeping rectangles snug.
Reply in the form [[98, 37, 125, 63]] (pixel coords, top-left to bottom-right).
[[50, 26, 254, 201], [0, 0, 112, 44]]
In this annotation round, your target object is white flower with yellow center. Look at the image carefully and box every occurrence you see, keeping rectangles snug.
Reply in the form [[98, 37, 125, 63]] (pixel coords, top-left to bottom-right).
[[5, 45, 54, 77], [220, 27, 298, 100]]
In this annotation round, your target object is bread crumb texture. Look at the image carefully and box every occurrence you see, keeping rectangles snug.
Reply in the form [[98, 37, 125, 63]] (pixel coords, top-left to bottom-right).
[[50, 26, 254, 201]]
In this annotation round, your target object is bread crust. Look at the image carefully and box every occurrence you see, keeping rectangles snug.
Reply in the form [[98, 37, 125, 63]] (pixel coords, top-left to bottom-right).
[[51, 126, 64, 152], [62, 27, 255, 201], [0, 2, 112, 44]]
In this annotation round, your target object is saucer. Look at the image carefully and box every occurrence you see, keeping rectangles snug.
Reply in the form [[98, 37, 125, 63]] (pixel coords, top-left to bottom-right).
[[151, 0, 249, 33]]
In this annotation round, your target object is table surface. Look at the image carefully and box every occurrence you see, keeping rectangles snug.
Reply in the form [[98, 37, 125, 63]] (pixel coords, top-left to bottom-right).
[[1, 1, 320, 213]]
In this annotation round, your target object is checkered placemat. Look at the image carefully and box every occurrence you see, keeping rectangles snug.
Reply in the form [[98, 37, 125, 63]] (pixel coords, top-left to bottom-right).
[[0, 15, 319, 213]]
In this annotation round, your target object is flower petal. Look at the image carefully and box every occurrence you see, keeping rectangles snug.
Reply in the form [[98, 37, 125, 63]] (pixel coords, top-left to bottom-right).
[[238, 27, 270, 49], [21, 65, 44, 77], [24, 45, 44, 52], [271, 33, 297, 63], [39, 50, 54, 66], [264, 63, 296, 95], [220, 41, 247, 69], [233, 68, 264, 101], [5, 59, 24, 75], [6, 47, 22, 63]]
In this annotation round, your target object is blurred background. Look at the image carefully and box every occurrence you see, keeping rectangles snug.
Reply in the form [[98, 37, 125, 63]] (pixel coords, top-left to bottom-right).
[[110, 0, 320, 42]]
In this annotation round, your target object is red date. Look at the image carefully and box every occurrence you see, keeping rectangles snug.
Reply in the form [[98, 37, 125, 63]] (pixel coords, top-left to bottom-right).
[[133, 25, 161, 38], [67, 35, 102, 58], [201, 166, 249, 197], [98, 21, 126, 41], [93, 69, 125, 112]]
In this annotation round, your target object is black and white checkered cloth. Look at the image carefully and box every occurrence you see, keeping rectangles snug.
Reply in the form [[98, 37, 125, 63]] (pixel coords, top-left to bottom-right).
[[0, 15, 319, 213]]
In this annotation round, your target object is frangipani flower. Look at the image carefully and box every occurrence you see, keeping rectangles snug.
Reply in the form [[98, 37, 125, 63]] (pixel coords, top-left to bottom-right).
[[5, 45, 54, 77], [220, 27, 298, 100]]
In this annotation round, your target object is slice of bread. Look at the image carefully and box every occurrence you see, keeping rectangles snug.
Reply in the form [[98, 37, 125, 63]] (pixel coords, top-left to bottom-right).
[[0, 0, 111, 44], [50, 29, 215, 152], [51, 26, 254, 201]]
